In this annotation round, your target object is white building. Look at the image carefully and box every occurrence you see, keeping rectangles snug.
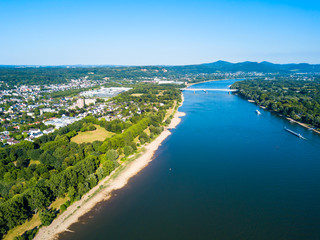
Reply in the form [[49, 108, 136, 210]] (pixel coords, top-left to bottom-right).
[[76, 98, 85, 108], [85, 98, 96, 105], [80, 87, 132, 98], [44, 115, 83, 129], [43, 128, 55, 134], [40, 108, 55, 115]]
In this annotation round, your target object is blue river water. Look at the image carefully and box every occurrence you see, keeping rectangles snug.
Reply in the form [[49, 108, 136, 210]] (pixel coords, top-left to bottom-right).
[[60, 80, 320, 240]]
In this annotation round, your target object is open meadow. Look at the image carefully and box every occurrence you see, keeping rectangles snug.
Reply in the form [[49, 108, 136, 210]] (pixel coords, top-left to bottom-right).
[[71, 125, 114, 144]]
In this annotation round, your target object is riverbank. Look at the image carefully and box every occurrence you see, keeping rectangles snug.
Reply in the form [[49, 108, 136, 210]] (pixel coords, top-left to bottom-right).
[[34, 95, 185, 240], [286, 117, 320, 135], [245, 99, 320, 135], [168, 94, 185, 128]]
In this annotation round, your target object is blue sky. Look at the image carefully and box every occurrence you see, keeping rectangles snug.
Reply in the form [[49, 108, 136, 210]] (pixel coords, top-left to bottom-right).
[[0, 0, 320, 65]]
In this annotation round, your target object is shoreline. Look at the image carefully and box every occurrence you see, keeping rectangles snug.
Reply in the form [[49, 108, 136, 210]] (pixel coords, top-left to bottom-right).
[[34, 94, 185, 240], [285, 117, 320, 135], [246, 99, 320, 135]]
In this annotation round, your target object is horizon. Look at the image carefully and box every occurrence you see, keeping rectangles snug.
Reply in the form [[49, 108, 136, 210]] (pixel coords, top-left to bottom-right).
[[1, 60, 320, 67], [1, 0, 320, 65]]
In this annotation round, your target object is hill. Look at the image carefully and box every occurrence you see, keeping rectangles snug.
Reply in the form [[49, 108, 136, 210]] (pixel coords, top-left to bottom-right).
[[168, 61, 320, 73]]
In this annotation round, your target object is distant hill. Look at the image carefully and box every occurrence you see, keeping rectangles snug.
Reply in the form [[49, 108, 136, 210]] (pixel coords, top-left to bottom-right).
[[168, 61, 320, 73], [1, 61, 320, 74]]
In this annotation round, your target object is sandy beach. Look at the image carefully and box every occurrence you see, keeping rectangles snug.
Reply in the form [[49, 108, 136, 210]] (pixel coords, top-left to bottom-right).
[[34, 96, 185, 240]]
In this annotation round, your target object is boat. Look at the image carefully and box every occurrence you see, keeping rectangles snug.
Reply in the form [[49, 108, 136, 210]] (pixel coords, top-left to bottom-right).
[[284, 127, 305, 139], [255, 110, 261, 115]]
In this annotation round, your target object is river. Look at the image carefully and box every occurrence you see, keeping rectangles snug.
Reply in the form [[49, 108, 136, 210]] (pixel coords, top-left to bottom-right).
[[59, 80, 320, 240]]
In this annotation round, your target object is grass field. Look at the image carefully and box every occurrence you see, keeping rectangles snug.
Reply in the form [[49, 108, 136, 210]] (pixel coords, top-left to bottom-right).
[[29, 160, 40, 165], [144, 127, 150, 135], [50, 196, 70, 210], [131, 93, 143, 97], [71, 125, 114, 144], [157, 90, 164, 96], [4, 214, 41, 240]]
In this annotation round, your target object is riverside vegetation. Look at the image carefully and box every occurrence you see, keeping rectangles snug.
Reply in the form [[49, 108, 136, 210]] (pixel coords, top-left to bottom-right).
[[232, 79, 320, 130], [0, 84, 181, 239]]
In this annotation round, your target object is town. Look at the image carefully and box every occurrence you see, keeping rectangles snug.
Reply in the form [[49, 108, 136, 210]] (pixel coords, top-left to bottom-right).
[[0, 76, 135, 145], [1, 70, 318, 146]]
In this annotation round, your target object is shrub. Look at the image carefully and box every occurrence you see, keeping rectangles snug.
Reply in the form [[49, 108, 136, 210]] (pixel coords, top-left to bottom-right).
[[106, 149, 119, 161], [124, 146, 133, 156], [60, 204, 67, 212]]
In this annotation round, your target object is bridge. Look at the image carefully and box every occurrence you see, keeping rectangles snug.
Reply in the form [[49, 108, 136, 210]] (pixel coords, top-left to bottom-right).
[[181, 88, 238, 92]]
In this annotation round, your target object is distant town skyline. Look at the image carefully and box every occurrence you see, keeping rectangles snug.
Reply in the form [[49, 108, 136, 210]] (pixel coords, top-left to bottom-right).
[[1, 0, 320, 65]]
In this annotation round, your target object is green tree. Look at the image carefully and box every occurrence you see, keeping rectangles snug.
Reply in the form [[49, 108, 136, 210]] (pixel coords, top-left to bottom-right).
[[124, 146, 133, 156], [67, 186, 76, 200], [77, 182, 89, 197], [87, 174, 97, 188], [96, 167, 105, 180], [105, 149, 119, 161], [28, 185, 53, 211], [102, 160, 115, 175], [39, 209, 56, 226]]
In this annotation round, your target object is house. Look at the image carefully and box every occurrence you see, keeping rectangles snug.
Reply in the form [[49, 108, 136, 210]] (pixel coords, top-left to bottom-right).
[[29, 128, 40, 134], [43, 128, 54, 134], [7, 139, 19, 145], [31, 131, 44, 138], [40, 108, 55, 115]]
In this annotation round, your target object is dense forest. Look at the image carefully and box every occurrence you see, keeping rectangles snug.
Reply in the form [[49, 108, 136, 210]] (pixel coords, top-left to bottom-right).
[[232, 79, 320, 129], [0, 85, 181, 239]]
